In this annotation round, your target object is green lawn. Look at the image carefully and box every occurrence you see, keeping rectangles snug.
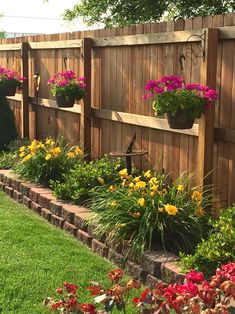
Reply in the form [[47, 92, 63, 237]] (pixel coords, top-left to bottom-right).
[[0, 192, 136, 313]]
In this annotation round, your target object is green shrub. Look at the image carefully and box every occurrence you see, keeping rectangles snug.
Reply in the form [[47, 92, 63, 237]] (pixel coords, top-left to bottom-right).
[[0, 139, 28, 169], [89, 170, 212, 259], [51, 156, 125, 203], [180, 205, 235, 277], [14, 137, 83, 186], [0, 95, 18, 151]]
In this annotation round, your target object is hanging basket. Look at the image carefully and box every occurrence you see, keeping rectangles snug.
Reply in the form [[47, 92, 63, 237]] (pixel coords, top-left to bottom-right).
[[56, 94, 75, 108], [167, 111, 195, 129], [0, 81, 17, 96]]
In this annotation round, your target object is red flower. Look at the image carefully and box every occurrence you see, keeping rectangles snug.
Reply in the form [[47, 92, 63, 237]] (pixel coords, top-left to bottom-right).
[[64, 297, 78, 310], [108, 268, 124, 283], [198, 281, 216, 305], [63, 282, 78, 294], [87, 285, 101, 296], [186, 271, 204, 284], [55, 288, 63, 294], [80, 303, 97, 313], [50, 301, 63, 311]]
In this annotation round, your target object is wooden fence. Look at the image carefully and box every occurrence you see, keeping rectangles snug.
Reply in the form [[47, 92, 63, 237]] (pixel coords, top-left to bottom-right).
[[0, 13, 235, 208]]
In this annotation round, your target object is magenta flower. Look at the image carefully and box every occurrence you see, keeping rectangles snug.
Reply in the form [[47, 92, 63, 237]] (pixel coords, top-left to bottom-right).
[[186, 270, 204, 284]]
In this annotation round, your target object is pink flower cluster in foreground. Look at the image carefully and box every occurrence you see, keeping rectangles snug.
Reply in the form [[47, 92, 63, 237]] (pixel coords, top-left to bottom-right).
[[0, 66, 25, 82], [44, 262, 235, 314], [143, 75, 218, 102], [47, 70, 86, 88]]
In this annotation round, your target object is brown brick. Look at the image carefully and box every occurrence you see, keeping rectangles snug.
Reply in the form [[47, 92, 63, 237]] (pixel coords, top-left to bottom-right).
[[0, 169, 11, 182], [10, 178, 21, 191], [13, 190, 23, 203], [161, 262, 185, 284], [146, 274, 161, 288], [50, 214, 65, 228], [87, 221, 106, 243], [91, 239, 109, 257], [108, 249, 124, 266], [41, 208, 52, 221], [38, 193, 56, 209], [50, 200, 64, 217], [63, 221, 78, 236], [61, 204, 89, 224], [140, 251, 179, 277], [29, 187, 52, 203], [126, 261, 148, 283], [0, 182, 5, 191], [31, 201, 42, 214], [2, 175, 12, 186], [5, 186, 13, 197], [77, 229, 92, 247], [20, 181, 39, 197], [22, 195, 31, 208], [74, 212, 92, 230]]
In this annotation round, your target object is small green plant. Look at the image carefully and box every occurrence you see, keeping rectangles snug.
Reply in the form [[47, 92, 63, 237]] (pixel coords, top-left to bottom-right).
[[14, 137, 83, 186], [0, 95, 18, 151], [51, 156, 124, 203], [89, 170, 212, 258], [180, 205, 235, 277]]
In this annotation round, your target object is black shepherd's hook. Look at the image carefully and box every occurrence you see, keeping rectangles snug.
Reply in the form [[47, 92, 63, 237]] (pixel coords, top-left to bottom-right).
[[179, 53, 186, 71]]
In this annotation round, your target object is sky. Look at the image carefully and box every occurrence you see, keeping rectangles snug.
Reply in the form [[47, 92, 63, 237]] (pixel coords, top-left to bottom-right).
[[0, 0, 94, 36]]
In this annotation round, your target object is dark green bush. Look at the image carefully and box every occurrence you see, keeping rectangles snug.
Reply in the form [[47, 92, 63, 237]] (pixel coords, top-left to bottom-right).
[[0, 95, 18, 151], [51, 156, 124, 203], [180, 205, 235, 277]]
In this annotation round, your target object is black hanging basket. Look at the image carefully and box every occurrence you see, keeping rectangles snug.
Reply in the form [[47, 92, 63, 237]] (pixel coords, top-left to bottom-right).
[[167, 111, 195, 129], [56, 94, 75, 108], [0, 81, 17, 96]]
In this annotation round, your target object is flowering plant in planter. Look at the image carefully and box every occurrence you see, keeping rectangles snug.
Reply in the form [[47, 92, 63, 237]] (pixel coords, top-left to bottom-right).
[[0, 66, 25, 96], [48, 70, 86, 107], [143, 75, 219, 129]]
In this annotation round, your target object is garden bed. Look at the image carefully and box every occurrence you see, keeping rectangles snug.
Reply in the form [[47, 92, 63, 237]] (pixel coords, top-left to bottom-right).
[[0, 169, 185, 286]]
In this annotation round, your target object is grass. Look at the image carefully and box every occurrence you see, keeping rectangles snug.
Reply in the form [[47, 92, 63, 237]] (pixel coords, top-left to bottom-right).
[[0, 192, 137, 314]]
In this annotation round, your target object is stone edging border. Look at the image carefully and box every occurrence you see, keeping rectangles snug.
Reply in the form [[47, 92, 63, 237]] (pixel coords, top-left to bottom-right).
[[0, 169, 185, 286]]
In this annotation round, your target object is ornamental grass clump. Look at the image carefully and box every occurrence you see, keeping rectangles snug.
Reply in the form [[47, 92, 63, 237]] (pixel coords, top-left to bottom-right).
[[89, 170, 212, 258], [143, 75, 219, 120], [14, 137, 83, 186]]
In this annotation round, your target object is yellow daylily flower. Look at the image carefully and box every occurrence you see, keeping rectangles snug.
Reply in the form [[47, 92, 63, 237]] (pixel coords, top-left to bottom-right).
[[164, 204, 178, 216], [192, 191, 202, 202], [137, 197, 145, 207]]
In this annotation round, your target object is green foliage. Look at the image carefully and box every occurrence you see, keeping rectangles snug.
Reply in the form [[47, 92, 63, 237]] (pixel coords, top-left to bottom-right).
[[62, 0, 235, 27], [89, 170, 212, 259], [0, 139, 28, 169], [52, 155, 124, 203], [180, 205, 235, 277], [153, 89, 207, 120], [0, 95, 18, 151], [14, 137, 83, 186]]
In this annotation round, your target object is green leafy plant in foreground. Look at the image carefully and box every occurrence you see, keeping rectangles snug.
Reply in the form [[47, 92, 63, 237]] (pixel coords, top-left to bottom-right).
[[89, 170, 212, 259], [180, 205, 235, 277], [51, 155, 125, 203], [14, 137, 83, 186]]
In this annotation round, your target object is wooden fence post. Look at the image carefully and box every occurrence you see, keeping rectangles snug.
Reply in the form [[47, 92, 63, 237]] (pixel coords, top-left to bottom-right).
[[80, 37, 92, 160], [21, 42, 30, 138], [198, 28, 219, 187]]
